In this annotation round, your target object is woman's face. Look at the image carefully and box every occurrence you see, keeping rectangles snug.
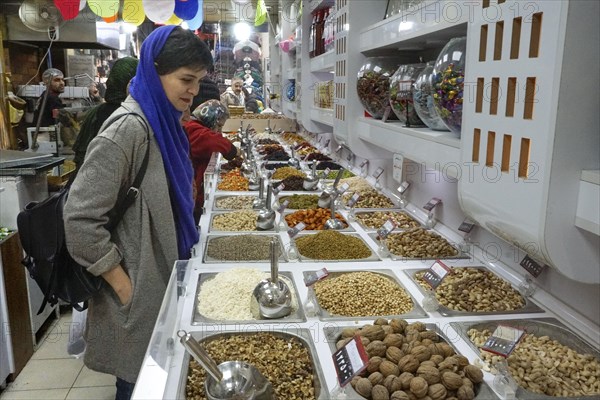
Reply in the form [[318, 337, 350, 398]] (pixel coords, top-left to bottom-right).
[[159, 67, 207, 111]]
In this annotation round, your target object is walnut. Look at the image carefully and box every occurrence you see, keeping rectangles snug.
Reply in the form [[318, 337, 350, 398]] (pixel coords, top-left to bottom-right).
[[390, 390, 410, 400], [360, 336, 371, 347], [428, 343, 443, 357], [372, 384, 390, 400], [361, 325, 386, 341], [417, 364, 441, 384], [454, 355, 469, 368], [419, 330, 439, 342], [421, 338, 434, 346], [457, 385, 475, 400], [369, 371, 384, 385], [390, 376, 403, 393], [410, 345, 431, 362], [367, 341, 387, 357], [382, 325, 394, 335], [463, 365, 483, 383], [441, 371, 463, 390], [341, 327, 358, 338], [383, 375, 397, 392], [374, 318, 389, 325], [461, 378, 473, 389], [408, 321, 427, 332], [438, 343, 455, 357], [380, 360, 400, 377], [390, 319, 408, 334], [386, 346, 404, 364], [438, 357, 459, 373], [420, 360, 436, 368], [383, 333, 405, 348], [409, 376, 429, 398], [367, 356, 384, 373], [427, 383, 447, 400], [398, 372, 414, 390], [398, 354, 420, 373], [355, 377, 373, 398], [430, 354, 444, 365]]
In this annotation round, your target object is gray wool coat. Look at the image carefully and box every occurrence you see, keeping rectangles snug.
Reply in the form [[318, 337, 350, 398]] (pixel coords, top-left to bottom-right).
[[64, 97, 180, 383]]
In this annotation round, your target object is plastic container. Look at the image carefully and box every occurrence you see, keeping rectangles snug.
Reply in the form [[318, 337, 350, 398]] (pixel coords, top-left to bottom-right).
[[389, 63, 426, 126], [432, 36, 467, 135], [413, 61, 450, 131], [357, 57, 400, 119]]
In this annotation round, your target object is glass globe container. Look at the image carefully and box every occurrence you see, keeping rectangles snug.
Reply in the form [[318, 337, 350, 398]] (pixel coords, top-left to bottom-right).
[[357, 57, 401, 120], [413, 61, 450, 131], [432, 36, 467, 136], [389, 63, 426, 126]]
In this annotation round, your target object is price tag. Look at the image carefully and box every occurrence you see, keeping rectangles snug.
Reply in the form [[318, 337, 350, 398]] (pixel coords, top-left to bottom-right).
[[323, 168, 331, 177], [422, 260, 452, 289], [423, 197, 442, 212], [347, 193, 360, 208], [324, 139, 330, 147], [278, 199, 289, 214], [482, 325, 525, 357], [376, 219, 396, 240], [318, 136, 323, 143], [372, 167, 384, 180], [336, 145, 343, 153], [293, 141, 298, 148], [359, 160, 368, 168], [273, 183, 285, 195], [458, 218, 476, 233], [397, 181, 410, 194], [304, 268, 329, 286], [393, 153, 404, 183], [337, 182, 350, 195], [287, 222, 306, 238], [332, 336, 369, 387], [520, 255, 547, 277]]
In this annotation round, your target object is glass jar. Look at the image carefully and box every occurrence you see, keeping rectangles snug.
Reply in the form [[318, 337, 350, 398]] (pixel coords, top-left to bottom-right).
[[432, 36, 467, 136], [413, 61, 449, 131], [389, 63, 426, 126], [357, 57, 400, 120], [385, 0, 425, 19]]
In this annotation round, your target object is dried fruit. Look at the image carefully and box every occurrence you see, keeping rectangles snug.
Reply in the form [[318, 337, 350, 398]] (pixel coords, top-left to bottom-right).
[[398, 355, 420, 373], [456, 385, 475, 400], [428, 383, 447, 400], [372, 384, 391, 400], [417, 364, 440, 384], [462, 365, 483, 383], [384, 333, 405, 348], [441, 372, 463, 390], [410, 376, 429, 398], [386, 346, 404, 364], [355, 377, 373, 398], [367, 341, 387, 358], [380, 360, 400, 377], [369, 371, 385, 386]]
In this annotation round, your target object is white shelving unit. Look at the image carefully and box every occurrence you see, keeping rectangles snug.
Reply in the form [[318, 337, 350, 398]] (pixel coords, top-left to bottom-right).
[[309, 50, 335, 72], [309, 106, 333, 126]]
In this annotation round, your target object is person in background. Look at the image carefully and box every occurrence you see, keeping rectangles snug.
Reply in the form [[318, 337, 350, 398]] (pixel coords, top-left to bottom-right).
[[72, 57, 139, 168], [88, 82, 104, 105], [220, 77, 245, 110], [191, 74, 220, 111], [184, 99, 239, 222], [33, 68, 65, 127], [64, 26, 212, 400]]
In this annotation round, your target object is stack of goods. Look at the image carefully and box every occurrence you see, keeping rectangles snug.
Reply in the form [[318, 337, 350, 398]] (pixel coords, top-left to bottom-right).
[[314, 80, 334, 109]]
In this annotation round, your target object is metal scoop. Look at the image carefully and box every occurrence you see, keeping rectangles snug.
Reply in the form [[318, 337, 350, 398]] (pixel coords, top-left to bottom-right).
[[324, 196, 345, 230], [303, 161, 319, 191], [252, 177, 265, 209], [178, 330, 273, 400], [287, 147, 301, 169], [251, 239, 292, 319], [318, 167, 345, 208], [256, 184, 275, 230]]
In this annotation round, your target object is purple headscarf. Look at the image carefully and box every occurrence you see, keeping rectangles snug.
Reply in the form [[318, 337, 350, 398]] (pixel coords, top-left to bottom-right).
[[129, 25, 198, 259]]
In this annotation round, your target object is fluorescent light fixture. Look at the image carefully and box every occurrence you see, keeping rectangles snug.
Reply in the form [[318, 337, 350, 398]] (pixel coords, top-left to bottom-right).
[[398, 21, 414, 32], [233, 22, 251, 41]]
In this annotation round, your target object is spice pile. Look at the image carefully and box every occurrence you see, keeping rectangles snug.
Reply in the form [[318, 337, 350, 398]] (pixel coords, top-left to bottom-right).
[[296, 231, 372, 260], [280, 194, 320, 209], [346, 189, 395, 208], [356, 211, 421, 229], [384, 228, 458, 258], [206, 235, 280, 261], [281, 176, 305, 191], [340, 177, 373, 193], [214, 195, 256, 209], [211, 210, 258, 231]]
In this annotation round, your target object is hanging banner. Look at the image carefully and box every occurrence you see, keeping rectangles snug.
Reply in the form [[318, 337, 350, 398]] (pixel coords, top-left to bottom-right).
[[123, 0, 145, 26], [54, 0, 80, 20], [103, 12, 118, 23], [165, 13, 183, 25], [185, 0, 203, 30], [174, 0, 198, 20], [255, 0, 268, 26], [143, 0, 175, 24], [87, 0, 119, 18]]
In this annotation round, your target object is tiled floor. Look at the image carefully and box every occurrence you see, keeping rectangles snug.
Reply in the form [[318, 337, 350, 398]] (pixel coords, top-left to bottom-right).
[[0, 310, 116, 400]]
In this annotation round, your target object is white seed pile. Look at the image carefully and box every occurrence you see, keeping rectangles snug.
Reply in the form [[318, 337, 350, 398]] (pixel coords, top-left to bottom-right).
[[340, 176, 372, 193], [197, 268, 299, 320], [215, 195, 256, 209]]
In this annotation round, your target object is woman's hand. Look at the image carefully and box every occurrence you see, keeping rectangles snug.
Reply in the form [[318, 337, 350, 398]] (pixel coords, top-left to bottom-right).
[[102, 266, 133, 305]]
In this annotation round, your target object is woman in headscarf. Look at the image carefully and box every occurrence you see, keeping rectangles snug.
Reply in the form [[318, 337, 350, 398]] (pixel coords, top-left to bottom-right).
[[63, 26, 212, 400], [184, 99, 239, 222], [72, 57, 139, 168]]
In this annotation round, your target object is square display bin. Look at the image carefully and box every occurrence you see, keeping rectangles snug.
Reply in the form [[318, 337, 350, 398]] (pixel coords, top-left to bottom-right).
[[323, 323, 500, 400], [352, 209, 423, 231], [275, 193, 321, 210], [368, 230, 467, 261], [202, 233, 287, 263], [293, 232, 380, 262], [212, 194, 258, 211], [209, 210, 275, 232], [404, 267, 544, 316], [175, 329, 328, 399], [304, 269, 427, 321], [282, 209, 355, 232], [192, 271, 304, 324], [451, 318, 600, 399]]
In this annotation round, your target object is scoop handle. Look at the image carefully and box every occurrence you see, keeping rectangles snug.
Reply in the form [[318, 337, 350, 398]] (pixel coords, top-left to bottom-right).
[[178, 330, 222, 382], [333, 167, 345, 188], [270, 239, 279, 284]]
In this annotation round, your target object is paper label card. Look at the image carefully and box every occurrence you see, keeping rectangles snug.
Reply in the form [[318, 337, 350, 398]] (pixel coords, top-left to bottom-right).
[[337, 182, 350, 194], [376, 219, 396, 240], [273, 183, 285, 195], [287, 222, 306, 238], [304, 268, 329, 286], [398, 181, 410, 194], [347, 193, 360, 208], [332, 336, 369, 387], [423, 197, 442, 212], [482, 325, 525, 357], [423, 260, 452, 289], [520, 255, 547, 277], [359, 160, 368, 168], [373, 167, 384, 180], [458, 218, 476, 233], [278, 200, 289, 214]]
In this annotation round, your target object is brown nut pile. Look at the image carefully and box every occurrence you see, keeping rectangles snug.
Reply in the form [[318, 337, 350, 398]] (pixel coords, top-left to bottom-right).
[[343, 319, 484, 400], [272, 166, 306, 180], [344, 189, 395, 208], [468, 328, 600, 397], [295, 231, 372, 260], [211, 210, 257, 231], [285, 208, 347, 230], [186, 333, 316, 400], [356, 211, 421, 230], [217, 170, 249, 191], [314, 272, 413, 317], [214, 195, 256, 209], [414, 268, 526, 312], [384, 228, 458, 259]]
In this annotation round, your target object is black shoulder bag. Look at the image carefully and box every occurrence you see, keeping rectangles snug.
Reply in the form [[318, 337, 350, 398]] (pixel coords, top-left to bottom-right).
[[17, 113, 150, 314]]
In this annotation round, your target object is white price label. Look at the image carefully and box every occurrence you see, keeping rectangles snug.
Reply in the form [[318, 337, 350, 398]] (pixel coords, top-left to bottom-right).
[[373, 167, 384, 179], [337, 183, 350, 194], [273, 183, 285, 195], [359, 160, 368, 168], [376, 219, 396, 240], [458, 218, 476, 233], [423, 197, 442, 212], [278, 200, 289, 213], [332, 336, 369, 387], [347, 193, 361, 208], [423, 260, 452, 289], [303, 268, 329, 286], [398, 181, 410, 194], [393, 153, 404, 183], [287, 222, 306, 238], [482, 325, 525, 358]]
